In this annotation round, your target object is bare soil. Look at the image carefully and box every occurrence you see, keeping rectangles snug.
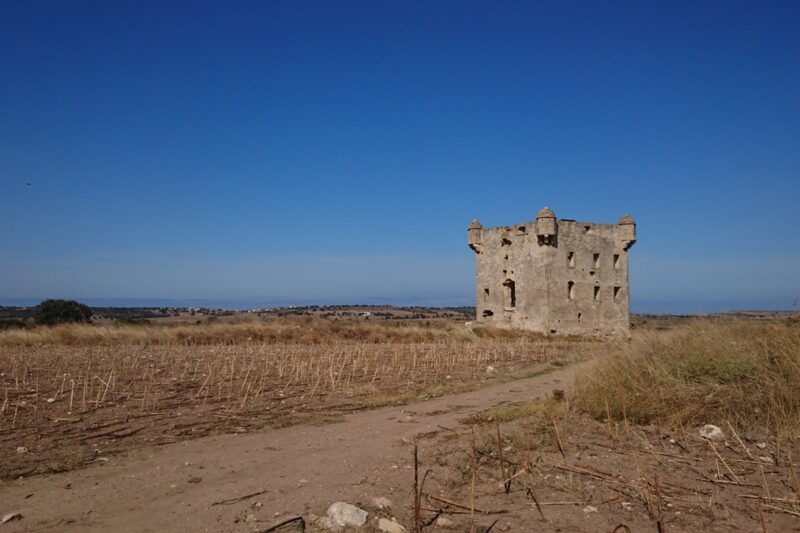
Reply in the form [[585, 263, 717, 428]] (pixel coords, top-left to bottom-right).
[[422, 408, 800, 532], [1, 362, 576, 532], [2, 359, 798, 532]]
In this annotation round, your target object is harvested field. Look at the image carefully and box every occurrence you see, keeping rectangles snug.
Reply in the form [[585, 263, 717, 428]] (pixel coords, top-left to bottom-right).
[[0, 318, 798, 531], [0, 320, 591, 478]]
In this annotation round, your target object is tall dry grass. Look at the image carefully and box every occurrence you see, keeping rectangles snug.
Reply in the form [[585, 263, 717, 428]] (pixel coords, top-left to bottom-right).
[[573, 320, 800, 435], [0, 318, 547, 346]]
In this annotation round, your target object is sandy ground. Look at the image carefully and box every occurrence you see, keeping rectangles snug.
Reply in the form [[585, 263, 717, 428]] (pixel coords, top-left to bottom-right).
[[0, 363, 576, 532]]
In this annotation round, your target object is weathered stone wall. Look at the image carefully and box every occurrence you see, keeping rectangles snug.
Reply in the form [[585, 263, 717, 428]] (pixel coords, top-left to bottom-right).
[[468, 209, 636, 336]]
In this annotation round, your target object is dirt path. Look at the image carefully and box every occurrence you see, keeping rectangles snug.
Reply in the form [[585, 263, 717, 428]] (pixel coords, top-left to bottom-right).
[[0, 363, 578, 532]]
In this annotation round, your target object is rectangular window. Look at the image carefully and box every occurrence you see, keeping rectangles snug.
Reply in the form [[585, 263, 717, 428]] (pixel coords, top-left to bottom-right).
[[593, 253, 600, 268], [593, 286, 600, 301], [567, 281, 575, 300], [613, 254, 620, 270], [613, 286, 621, 301], [567, 251, 575, 268], [503, 279, 516, 309]]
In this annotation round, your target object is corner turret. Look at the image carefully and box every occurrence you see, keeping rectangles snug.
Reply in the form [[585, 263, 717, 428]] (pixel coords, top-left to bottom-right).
[[534, 206, 557, 246], [468, 219, 483, 253], [618, 214, 636, 250]]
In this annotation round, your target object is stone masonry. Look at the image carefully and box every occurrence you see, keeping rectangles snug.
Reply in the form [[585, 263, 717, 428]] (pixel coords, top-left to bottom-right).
[[468, 207, 636, 336]]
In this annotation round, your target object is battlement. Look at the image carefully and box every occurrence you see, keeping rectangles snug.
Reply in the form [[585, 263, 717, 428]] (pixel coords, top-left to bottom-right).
[[468, 207, 636, 336]]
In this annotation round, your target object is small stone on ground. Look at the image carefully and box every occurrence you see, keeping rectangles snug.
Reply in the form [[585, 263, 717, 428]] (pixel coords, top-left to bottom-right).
[[699, 424, 724, 441], [327, 502, 368, 528], [372, 496, 392, 510], [2, 512, 23, 524], [377, 517, 406, 532], [436, 516, 456, 528]]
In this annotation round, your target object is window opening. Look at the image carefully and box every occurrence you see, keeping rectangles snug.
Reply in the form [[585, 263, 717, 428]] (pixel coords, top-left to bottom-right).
[[503, 279, 516, 308], [567, 251, 575, 268], [567, 281, 575, 300]]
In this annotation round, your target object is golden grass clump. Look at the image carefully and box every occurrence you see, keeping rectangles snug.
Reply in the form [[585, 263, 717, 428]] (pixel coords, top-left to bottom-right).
[[573, 320, 800, 435]]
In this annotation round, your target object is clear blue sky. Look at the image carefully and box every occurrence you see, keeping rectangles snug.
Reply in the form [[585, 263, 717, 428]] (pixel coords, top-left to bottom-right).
[[2, 1, 799, 313]]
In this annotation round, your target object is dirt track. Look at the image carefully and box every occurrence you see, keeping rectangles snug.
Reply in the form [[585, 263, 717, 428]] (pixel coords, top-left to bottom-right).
[[0, 363, 575, 532]]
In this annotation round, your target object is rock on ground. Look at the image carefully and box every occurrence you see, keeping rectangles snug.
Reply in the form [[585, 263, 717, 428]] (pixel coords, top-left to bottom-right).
[[377, 517, 406, 533], [699, 424, 725, 441], [327, 502, 368, 529], [372, 496, 392, 510], [2, 512, 23, 524], [436, 516, 456, 528]]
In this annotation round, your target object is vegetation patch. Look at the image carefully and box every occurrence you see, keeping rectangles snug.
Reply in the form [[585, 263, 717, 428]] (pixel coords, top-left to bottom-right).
[[0, 319, 590, 478], [33, 299, 93, 326], [0, 319, 26, 331], [0, 317, 571, 346], [573, 320, 800, 435]]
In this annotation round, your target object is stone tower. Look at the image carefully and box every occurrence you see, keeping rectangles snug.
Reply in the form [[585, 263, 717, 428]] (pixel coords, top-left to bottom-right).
[[468, 207, 636, 336]]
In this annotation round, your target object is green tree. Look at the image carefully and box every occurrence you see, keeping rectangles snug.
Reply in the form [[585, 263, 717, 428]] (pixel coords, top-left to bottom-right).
[[33, 299, 93, 326]]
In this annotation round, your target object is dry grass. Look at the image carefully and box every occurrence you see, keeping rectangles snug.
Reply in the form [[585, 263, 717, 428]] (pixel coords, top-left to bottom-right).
[[422, 399, 800, 532], [408, 318, 800, 531], [0, 317, 549, 346], [573, 319, 800, 435], [0, 319, 592, 477]]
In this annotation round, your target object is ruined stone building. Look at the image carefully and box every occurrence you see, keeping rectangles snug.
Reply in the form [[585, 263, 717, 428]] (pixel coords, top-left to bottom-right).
[[467, 207, 636, 335]]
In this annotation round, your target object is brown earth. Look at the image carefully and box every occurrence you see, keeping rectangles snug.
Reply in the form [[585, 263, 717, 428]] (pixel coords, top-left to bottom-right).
[[423, 406, 800, 532], [2, 360, 798, 532], [1, 362, 576, 532], [0, 339, 583, 479]]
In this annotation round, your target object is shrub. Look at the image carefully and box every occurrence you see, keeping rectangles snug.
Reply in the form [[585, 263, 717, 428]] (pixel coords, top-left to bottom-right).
[[0, 319, 26, 331], [115, 318, 152, 326], [33, 299, 93, 326]]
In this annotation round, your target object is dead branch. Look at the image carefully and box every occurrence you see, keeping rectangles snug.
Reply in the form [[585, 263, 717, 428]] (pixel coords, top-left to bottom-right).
[[258, 515, 305, 532], [210, 489, 269, 506], [425, 494, 509, 515]]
